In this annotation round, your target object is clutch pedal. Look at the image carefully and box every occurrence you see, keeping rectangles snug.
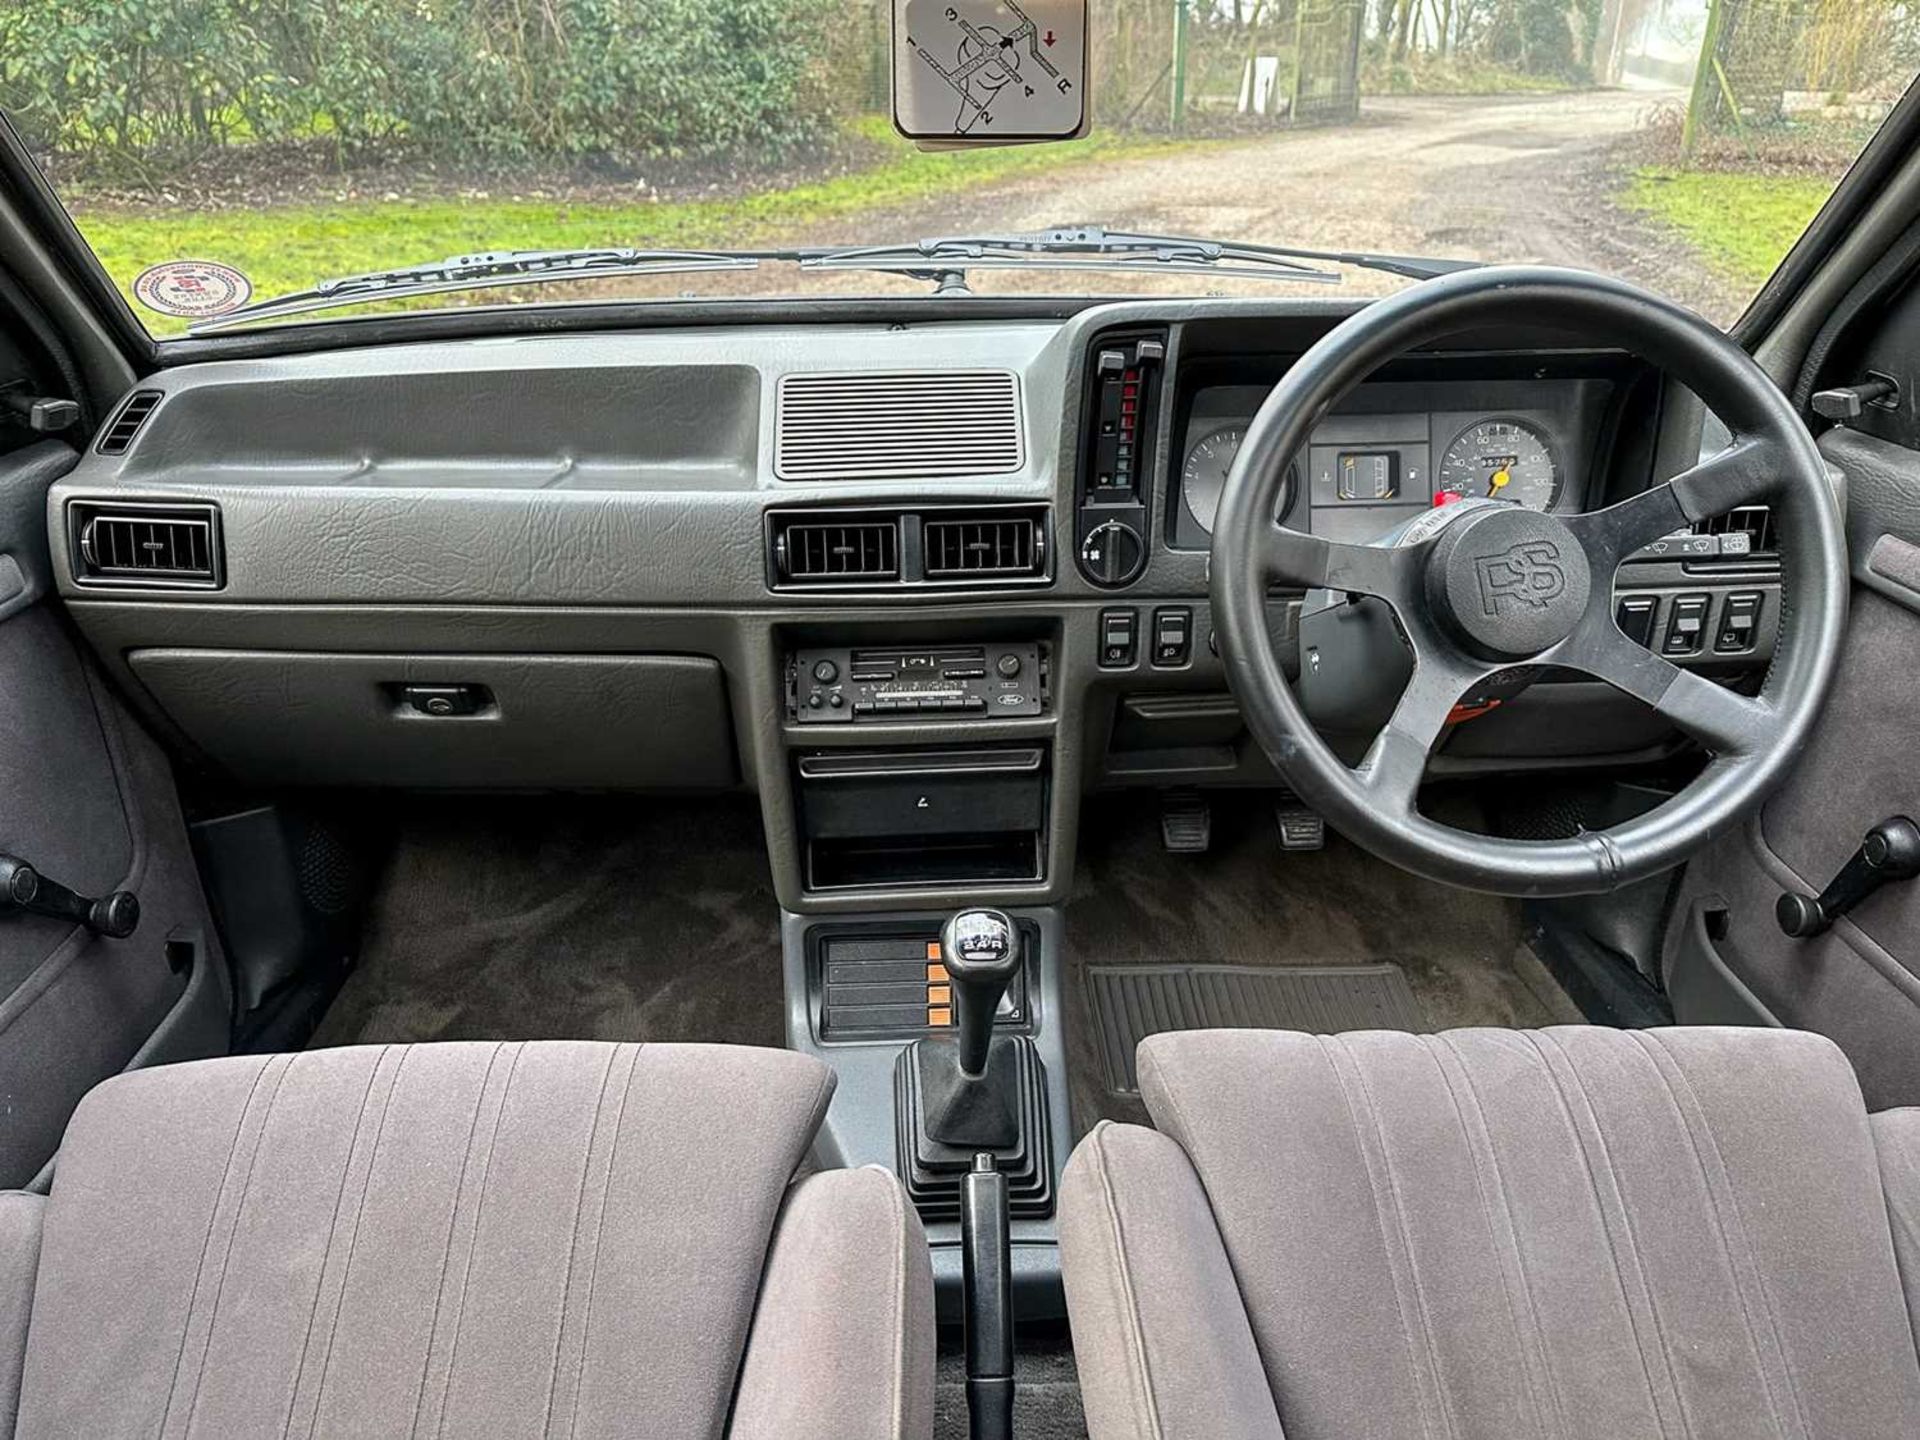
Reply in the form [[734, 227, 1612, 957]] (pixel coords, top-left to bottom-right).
[[1275, 802, 1325, 852], [1160, 790, 1211, 853]]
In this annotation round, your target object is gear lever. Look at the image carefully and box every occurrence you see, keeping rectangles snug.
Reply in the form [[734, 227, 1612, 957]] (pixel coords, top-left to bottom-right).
[[941, 909, 1022, 1080], [912, 909, 1025, 1149]]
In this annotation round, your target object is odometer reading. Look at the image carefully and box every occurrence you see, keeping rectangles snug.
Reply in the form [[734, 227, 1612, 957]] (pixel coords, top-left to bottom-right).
[[1436, 418, 1560, 511]]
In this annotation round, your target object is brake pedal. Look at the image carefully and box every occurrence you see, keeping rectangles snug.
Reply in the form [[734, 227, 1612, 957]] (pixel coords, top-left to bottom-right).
[[1275, 802, 1325, 852], [1160, 791, 1211, 853]]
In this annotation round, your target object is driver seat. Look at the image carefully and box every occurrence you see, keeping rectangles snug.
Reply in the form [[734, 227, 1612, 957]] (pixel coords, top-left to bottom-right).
[[1060, 1026, 1920, 1439]]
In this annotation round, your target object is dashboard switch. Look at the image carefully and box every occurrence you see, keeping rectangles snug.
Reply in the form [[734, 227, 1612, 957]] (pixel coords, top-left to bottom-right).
[[1099, 610, 1138, 669], [1152, 607, 1192, 667], [1614, 595, 1658, 649], [1714, 591, 1764, 654], [1662, 594, 1711, 656]]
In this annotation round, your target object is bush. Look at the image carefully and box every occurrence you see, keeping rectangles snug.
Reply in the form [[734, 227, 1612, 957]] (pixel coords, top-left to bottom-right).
[[0, 0, 847, 171]]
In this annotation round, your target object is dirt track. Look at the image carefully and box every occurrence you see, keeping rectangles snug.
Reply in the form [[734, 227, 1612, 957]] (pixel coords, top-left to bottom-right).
[[668, 86, 1746, 323]]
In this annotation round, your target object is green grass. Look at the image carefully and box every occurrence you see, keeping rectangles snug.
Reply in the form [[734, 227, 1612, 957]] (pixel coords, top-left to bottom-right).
[[1361, 58, 1577, 96], [1622, 166, 1836, 289], [71, 119, 1202, 335]]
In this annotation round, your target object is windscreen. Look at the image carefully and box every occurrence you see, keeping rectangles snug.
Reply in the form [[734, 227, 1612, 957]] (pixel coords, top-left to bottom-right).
[[2, 0, 1915, 335]]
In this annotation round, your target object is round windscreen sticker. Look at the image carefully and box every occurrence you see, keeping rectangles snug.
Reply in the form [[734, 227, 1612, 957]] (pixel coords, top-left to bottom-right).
[[132, 260, 252, 319]]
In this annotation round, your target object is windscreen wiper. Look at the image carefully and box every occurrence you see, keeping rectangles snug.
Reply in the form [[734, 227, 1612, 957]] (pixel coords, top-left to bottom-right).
[[189, 246, 763, 332], [798, 225, 1477, 294]]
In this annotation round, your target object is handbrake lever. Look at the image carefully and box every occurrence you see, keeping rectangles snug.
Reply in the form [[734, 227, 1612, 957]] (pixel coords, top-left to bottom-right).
[[0, 853, 139, 938], [1776, 817, 1920, 938]]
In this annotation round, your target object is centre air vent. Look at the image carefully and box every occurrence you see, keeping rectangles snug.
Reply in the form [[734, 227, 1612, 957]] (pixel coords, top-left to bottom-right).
[[924, 513, 1043, 579], [775, 371, 1024, 480], [775, 517, 900, 584], [768, 505, 1050, 591], [69, 502, 223, 589]]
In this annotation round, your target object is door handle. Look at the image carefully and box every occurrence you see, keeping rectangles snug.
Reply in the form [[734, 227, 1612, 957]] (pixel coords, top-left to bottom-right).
[[0, 853, 139, 938], [1776, 817, 1920, 938]]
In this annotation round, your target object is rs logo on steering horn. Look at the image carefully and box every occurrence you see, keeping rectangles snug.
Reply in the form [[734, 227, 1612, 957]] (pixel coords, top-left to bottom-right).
[[1475, 540, 1566, 615]]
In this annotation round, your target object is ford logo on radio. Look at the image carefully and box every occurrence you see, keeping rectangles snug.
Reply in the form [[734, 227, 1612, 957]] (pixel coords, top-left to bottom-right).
[[1474, 540, 1566, 615]]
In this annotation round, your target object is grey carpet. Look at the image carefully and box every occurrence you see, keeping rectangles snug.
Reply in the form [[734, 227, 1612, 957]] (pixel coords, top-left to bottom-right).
[[311, 797, 783, 1049], [1088, 962, 1425, 1092], [935, 1325, 1087, 1440], [1063, 795, 1581, 1131]]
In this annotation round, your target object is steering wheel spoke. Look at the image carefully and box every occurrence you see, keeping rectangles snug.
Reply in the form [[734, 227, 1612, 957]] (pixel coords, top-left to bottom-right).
[[1566, 435, 1783, 570], [1259, 523, 1422, 602], [1356, 650, 1484, 814], [1556, 616, 1771, 756]]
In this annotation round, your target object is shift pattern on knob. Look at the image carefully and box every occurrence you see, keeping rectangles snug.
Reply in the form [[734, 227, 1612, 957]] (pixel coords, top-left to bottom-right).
[[943, 909, 1015, 971]]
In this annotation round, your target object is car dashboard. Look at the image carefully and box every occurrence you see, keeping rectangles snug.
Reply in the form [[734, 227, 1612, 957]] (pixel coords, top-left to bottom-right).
[[50, 298, 1782, 914]]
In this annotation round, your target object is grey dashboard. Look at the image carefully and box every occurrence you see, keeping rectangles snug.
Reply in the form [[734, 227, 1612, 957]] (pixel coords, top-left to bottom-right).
[[41, 297, 1774, 912]]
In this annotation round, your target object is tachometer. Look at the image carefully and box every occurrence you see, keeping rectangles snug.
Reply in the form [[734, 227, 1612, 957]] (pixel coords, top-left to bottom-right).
[[1181, 425, 1296, 532], [1437, 418, 1560, 511]]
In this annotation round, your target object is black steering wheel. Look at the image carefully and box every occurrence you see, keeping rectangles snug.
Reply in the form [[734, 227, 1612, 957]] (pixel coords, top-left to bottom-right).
[[1210, 267, 1848, 896]]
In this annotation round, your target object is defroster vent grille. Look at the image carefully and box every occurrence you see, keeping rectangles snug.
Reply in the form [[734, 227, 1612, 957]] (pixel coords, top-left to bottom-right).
[[776, 371, 1023, 480]]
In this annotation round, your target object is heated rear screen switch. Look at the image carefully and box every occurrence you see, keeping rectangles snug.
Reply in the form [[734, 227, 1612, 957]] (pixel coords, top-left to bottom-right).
[[1715, 591, 1764, 654], [1152, 607, 1192, 667], [1662, 594, 1711, 656], [1099, 609, 1138, 668]]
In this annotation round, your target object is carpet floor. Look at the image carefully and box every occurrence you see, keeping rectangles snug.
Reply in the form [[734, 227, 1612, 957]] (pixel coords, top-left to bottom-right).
[[311, 796, 783, 1050], [1062, 794, 1581, 1132]]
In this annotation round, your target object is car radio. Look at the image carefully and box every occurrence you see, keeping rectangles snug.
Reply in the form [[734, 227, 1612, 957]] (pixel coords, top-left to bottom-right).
[[789, 643, 1045, 724]]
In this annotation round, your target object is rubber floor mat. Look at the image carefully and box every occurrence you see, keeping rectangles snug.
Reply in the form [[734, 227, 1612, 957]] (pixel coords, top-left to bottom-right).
[[1088, 962, 1425, 1094]]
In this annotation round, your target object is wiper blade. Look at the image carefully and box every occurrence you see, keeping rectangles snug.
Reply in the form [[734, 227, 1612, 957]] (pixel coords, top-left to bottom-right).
[[797, 225, 1477, 292], [189, 246, 762, 333]]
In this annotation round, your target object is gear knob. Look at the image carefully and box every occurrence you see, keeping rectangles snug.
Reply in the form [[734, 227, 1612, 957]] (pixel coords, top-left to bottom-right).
[[940, 908, 1022, 1078]]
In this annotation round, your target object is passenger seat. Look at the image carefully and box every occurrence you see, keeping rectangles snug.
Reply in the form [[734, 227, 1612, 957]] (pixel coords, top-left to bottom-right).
[[0, 1041, 933, 1439]]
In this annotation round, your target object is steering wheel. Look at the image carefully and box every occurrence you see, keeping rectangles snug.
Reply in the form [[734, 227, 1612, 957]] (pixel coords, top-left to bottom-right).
[[1210, 267, 1847, 896]]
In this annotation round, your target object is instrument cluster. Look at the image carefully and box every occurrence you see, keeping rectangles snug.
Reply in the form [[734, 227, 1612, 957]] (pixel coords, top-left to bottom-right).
[[1167, 377, 1600, 552]]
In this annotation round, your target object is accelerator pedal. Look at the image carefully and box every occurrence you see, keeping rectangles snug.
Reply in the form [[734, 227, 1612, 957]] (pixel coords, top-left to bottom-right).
[[1160, 790, 1212, 854], [1275, 801, 1326, 852]]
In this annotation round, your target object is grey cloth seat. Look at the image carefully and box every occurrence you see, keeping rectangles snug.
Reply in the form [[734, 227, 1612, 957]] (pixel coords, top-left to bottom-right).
[[0, 1040, 934, 1440], [1060, 1025, 1920, 1440]]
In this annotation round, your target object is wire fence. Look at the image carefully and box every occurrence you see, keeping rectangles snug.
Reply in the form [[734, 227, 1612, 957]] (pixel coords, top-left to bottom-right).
[[1689, 0, 1920, 141]]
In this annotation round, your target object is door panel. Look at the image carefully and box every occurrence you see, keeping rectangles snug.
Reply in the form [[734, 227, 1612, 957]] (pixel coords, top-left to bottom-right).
[[1667, 425, 1920, 1108], [0, 440, 228, 1184]]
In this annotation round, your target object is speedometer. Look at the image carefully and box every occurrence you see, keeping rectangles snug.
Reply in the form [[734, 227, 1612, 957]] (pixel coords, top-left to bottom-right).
[[1437, 418, 1560, 511]]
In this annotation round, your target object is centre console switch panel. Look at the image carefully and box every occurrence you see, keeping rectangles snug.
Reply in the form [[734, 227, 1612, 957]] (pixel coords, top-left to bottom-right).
[[791, 643, 1044, 723]]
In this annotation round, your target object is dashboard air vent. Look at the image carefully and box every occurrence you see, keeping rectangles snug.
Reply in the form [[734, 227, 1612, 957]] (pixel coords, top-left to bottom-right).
[[70, 502, 223, 588], [775, 371, 1024, 480], [775, 517, 900, 584], [1693, 505, 1775, 558], [924, 513, 1043, 579], [96, 390, 163, 455]]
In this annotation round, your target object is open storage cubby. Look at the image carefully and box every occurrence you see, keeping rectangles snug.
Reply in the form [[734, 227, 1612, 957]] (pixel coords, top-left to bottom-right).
[[796, 745, 1048, 891]]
